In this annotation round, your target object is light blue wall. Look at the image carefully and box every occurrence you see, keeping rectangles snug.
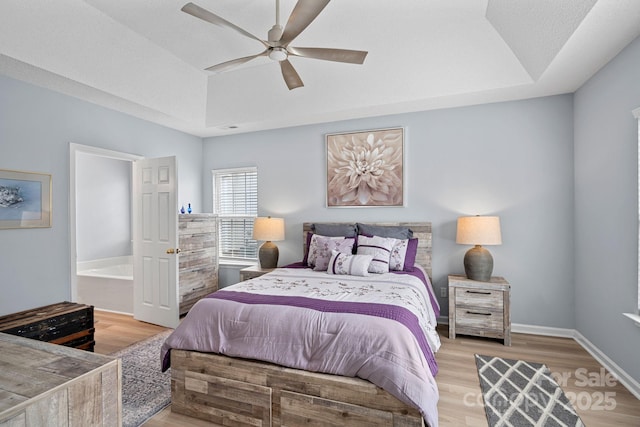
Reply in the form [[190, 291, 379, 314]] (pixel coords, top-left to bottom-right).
[[574, 36, 640, 382], [76, 153, 132, 262], [0, 74, 203, 315], [203, 94, 576, 326]]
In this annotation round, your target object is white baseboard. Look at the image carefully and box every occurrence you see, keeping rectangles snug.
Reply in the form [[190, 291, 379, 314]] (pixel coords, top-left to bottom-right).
[[511, 323, 575, 338], [572, 330, 640, 400], [510, 323, 640, 400]]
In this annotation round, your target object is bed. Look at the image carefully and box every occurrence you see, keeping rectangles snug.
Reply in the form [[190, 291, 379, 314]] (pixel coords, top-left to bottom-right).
[[161, 222, 440, 427]]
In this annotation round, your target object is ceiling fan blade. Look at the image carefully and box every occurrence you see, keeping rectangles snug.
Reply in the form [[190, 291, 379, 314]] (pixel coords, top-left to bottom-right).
[[287, 47, 368, 64], [280, 60, 304, 90], [205, 50, 269, 73], [279, 0, 330, 45], [182, 2, 267, 47]]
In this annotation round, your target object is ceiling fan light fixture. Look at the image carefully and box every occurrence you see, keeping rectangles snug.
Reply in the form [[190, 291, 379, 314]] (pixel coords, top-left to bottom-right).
[[269, 47, 288, 62]]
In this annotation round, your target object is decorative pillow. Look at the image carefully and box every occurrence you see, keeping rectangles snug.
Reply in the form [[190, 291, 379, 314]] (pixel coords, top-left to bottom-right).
[[302, 232, 314, 265], [356, 223, 413, 239], [308, 235, 356, 271], [327, 250, 372, 276], [312, 223, 357, 237], [389, 238, 419, 271], [303, 233, 341, 265], [356, 235, 397, 273], [403, 238, 418, 271]]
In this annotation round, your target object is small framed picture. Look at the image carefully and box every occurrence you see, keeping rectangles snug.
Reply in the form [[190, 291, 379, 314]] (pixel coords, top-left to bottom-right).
[[326, 127, 404, 207], [0, 169, 52, 229]]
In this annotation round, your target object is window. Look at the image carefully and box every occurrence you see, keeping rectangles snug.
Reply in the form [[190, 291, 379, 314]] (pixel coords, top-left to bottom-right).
[[213, 167, 258, 261], [627, 107, 640, 326]]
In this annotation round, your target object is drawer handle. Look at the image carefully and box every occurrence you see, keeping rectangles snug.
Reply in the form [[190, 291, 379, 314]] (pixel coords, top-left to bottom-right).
[[466, 290, 491, 295], [466, 310, 491, 316]]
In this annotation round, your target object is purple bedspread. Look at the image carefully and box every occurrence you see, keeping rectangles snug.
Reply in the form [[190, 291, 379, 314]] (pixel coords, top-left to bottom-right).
[[161, 268, 440, 426], [207, 291, 438, 376]]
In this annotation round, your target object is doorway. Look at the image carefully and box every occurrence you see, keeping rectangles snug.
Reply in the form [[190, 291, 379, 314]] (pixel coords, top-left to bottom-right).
[[69, 143, 142, 311]]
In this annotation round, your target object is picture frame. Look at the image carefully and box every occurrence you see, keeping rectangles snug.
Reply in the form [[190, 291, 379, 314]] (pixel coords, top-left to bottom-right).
[[0, 169, 52, 229], [326, 127, 404, 207]]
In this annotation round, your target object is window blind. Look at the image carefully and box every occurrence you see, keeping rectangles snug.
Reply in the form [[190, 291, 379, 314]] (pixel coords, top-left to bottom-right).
[[213, 167, 258, 260]]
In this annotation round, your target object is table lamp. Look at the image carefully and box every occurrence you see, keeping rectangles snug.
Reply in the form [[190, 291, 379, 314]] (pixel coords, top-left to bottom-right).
[[456, 215, 502, 281], [252, 217, 285, 269]]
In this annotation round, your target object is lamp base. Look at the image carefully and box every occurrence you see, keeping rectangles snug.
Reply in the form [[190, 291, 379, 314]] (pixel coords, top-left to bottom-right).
[[464, 245, 493, 282], [259, 241, 279, 269]]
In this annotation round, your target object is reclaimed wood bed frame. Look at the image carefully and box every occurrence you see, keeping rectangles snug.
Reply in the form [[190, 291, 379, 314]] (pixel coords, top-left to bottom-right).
[[171, 222, 433, 427]]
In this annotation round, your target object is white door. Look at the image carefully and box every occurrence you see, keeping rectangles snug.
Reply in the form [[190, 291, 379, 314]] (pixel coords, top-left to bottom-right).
[[132, 156, 179, 328]]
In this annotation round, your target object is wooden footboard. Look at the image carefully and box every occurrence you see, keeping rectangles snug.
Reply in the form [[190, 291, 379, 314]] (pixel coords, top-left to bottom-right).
[[171, 350, 425, 427]]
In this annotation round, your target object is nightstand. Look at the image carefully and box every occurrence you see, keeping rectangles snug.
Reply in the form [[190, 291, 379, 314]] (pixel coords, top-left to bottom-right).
[[239, 265, 275, 281], [448, 274, 511, 346]]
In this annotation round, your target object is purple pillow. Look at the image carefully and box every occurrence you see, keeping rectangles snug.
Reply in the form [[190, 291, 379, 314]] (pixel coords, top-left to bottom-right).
[[403, 238, 418, 272], [302, 232, 314, 265]]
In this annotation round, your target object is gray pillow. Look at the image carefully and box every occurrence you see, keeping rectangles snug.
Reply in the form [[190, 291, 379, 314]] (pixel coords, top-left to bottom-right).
[[312, 223, 357, 237], [356, 223, 413, 239]]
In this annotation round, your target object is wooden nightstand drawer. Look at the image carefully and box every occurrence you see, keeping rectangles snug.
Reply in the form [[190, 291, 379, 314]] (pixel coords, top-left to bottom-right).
[[455, 287, 503, 309], [455, 307, 504, 334]]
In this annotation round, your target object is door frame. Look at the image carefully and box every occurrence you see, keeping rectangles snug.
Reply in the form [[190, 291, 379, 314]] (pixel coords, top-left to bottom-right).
[[69, 143, 143, 304]]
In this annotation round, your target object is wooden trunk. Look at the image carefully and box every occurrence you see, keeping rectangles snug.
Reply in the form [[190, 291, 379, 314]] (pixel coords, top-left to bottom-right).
[[0, 301, 95, 351], [171, 350, 425, 427], [179, 214, 218, 315], [0, 332, 121, 426]]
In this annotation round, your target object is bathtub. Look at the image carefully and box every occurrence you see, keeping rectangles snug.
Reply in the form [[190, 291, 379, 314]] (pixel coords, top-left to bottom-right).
[[77, 256, 133, 314]]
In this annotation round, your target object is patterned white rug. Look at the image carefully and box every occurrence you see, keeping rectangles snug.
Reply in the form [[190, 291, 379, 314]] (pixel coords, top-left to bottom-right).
[[475, 354, 584, 427], [110, 330, 173, 427]]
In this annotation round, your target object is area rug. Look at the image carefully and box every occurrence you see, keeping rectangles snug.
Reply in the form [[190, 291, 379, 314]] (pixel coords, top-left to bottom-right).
[[475, 354, 584, 427], [110, 330, 173, 427]]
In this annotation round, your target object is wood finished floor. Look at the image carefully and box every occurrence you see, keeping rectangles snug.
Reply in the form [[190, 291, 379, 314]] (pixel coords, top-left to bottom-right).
[[94, 311, 640, 426]]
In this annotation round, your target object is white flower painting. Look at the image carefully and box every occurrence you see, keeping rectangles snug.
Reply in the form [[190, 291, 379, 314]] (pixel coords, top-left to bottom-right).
[[326, 128, 404, 207]]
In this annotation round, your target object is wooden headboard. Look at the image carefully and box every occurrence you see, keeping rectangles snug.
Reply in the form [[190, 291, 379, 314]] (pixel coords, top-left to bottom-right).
[[302, 222, 432, 281]]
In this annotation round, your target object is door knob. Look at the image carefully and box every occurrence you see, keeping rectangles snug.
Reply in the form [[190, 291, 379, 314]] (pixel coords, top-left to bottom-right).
[[166, 248, 174, 254], [166, 248, 181, 254]]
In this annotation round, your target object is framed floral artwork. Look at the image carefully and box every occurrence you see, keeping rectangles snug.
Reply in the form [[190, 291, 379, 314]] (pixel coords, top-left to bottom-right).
[[326, 127, 404, 207], [0, 169, 52, 229]]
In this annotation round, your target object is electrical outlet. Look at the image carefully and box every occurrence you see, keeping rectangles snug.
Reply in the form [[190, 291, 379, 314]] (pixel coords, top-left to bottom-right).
[[440, 287, 448, 298]]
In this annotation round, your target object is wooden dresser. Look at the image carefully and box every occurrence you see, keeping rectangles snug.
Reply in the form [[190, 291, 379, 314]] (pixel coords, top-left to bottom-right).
[[448, 274, 511, 345], [179, 214, 218, 315], [0, 302, 94, 351], [0, 332, 121, 426]]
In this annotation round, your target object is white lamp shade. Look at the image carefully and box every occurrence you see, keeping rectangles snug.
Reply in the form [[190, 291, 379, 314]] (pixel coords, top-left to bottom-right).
[[456, 216, 502, 245], [252, 217, 285, 241]]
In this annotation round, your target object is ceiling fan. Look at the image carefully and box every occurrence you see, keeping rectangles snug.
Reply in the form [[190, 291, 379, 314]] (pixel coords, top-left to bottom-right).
[[181, 0, 368, 90]]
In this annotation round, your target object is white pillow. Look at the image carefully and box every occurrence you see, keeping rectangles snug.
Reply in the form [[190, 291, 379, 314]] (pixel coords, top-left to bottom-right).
[[356, 235, 397, 273], [327, 250, 372, 276]]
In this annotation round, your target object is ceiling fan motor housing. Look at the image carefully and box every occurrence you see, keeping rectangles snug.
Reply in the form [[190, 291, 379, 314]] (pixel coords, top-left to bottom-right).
[[268, 24, 283, 43]]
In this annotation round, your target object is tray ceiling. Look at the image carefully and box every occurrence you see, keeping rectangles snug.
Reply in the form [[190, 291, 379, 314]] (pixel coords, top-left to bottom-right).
[[1, 0, 639, 137]]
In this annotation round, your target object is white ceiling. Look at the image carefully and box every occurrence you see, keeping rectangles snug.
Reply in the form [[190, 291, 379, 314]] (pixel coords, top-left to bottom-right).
[[1, 0, 639, 137]]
